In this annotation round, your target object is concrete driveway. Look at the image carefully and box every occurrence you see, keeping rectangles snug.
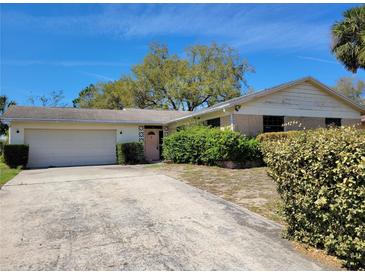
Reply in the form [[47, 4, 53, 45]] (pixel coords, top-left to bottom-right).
[[0, 165, 329, 270]]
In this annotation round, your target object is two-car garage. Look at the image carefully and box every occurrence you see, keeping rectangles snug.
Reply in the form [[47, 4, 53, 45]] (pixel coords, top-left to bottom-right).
[[3, 105, 190, 168], [24, 129, 117, 168]]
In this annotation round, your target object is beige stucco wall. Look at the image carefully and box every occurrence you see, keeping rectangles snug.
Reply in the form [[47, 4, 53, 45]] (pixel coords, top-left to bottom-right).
[[234, 114, 263, 136], [233, 115, 363, 136], [283, 117, 362, 131], [342, 118, 362, 127], [220, 115, 232, 130], [284, 116, 325, 131], [9, 121, 141, 145]]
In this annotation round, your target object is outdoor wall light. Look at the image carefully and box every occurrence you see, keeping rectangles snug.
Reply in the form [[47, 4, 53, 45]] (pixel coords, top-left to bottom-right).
[[119, 130, 123, 134], [16, 130, 20, 133], [234, 105, 241, 111]]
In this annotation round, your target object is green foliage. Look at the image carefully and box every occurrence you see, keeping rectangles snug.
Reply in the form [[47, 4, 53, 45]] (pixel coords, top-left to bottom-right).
[[116, 142, 145, 165], [256, 131, 301, 142], [72, 84, 98, 108], [0, 95, 16, 136], [331, 5, 365, 73], [73, 80, 135, 109], [163, 126, 262, 165], [334, 77, 365, 105], [0, 141, 4, 155], [73, 42, 253, 111], [3, 144, 29, 168], [261, 127, 365, 270]]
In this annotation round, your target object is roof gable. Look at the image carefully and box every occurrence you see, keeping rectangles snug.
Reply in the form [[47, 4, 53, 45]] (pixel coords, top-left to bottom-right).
[[168, 77, 365, 123], [236, 80, 362, 118], [222, 77, 365, 114]]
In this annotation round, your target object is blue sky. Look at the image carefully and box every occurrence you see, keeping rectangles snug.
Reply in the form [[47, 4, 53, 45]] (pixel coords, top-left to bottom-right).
[[1, 3, 364, 106]]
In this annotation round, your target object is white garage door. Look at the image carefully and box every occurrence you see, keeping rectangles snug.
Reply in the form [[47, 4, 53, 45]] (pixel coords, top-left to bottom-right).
[[25, 129, 116, 168]]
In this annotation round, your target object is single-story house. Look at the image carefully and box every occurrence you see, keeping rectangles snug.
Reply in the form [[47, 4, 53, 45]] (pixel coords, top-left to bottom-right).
[[2, 76, 365, 168]]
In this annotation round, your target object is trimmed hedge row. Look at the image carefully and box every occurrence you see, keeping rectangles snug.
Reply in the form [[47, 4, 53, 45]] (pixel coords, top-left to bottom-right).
[[261, 126, 365, 270], [3, 144, 29, 168], [162, 126, 262, 165], [256, 130, 300, 142], [116, 142, 145, 164], [0, 141, 4, 155]]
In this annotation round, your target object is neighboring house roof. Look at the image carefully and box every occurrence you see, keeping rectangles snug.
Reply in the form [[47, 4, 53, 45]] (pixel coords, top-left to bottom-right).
[[168, 76, 365, 123], [2, 106, 190, 125]]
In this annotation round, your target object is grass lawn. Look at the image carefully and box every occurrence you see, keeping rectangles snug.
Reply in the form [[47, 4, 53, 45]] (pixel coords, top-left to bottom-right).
[[145, 163, 283, 222], [0, 162, 21, 188]]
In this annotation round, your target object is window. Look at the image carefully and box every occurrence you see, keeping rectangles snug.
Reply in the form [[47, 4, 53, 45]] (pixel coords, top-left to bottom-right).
[[206, 118, 221, 128], [263, 116, 284, 133], [325, 118, 341, 127]]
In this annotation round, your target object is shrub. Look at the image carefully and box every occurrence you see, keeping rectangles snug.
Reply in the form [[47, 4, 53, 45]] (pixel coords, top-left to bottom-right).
[[163, 126, 262, 165], [116, 142, 145, 164], [3, 144, 29, 168], [256, 130, 300, 142], [0, 141, 4, 155], [261, 126, 365, 270]]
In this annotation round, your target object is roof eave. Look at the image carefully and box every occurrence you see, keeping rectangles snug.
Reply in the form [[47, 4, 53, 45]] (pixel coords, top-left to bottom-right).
[[167, 103, 232, 124], [1, 117, 168, 125]]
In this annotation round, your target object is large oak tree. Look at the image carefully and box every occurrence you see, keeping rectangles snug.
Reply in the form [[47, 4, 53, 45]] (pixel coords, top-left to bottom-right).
[[73, 43, 253, 111]]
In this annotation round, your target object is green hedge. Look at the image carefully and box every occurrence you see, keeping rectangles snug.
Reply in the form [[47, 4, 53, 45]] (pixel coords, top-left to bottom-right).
[[116, 142, 145, 164], [0, 141, 4, 155], [163, 126, 262, 165], [3, 144, 29, 168], [256, 130, 300, 142], [261, 126, 365, 270]]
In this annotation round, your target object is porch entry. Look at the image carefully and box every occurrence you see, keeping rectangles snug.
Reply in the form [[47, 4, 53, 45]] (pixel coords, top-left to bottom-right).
[[144, 126, 163, 162]]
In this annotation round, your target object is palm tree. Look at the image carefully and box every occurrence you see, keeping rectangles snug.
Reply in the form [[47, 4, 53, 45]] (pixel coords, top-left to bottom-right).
[[331, 5, 365, 73], [0, 96, 16, 136]]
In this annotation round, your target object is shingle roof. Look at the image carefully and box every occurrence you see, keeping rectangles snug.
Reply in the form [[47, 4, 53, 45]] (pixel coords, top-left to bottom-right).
[[2, 106, 190, 125]]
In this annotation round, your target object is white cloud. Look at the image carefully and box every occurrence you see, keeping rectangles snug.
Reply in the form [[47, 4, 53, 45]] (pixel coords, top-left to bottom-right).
[[1, 4, 335, 52], [1, 60, 128, 67], [78, 71, 114, 81], [297, 55, 338, 64]]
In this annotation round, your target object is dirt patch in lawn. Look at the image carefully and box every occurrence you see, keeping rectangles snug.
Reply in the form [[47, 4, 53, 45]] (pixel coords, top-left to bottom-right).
[[291, 242, 344, 270], [145, 163, 282, 223]]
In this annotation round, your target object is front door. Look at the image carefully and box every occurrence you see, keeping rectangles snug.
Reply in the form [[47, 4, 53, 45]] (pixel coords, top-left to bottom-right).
[[144, 129, 160, 162]]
